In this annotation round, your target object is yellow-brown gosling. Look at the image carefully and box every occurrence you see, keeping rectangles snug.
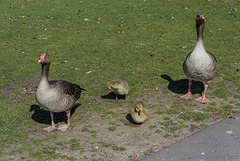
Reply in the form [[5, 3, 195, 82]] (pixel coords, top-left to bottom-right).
[[130, 100, 148, 123], [107, 78, 130, 103]]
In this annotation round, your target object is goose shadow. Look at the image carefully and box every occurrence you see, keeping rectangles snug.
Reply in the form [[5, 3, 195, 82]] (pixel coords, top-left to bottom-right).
[[29, 103, 80, 125], [161, 74, 204, 95], [101, 92, 126, 100]]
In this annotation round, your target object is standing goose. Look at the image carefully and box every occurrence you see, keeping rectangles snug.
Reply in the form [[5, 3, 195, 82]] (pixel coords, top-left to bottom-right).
[[107, 78, 130, 103], [181, 14, 218, 103], [36, 53, 85, 132]]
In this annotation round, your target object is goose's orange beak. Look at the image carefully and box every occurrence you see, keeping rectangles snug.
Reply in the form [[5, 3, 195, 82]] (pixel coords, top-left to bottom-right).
[[199, 14, 205, 20], [38, 56, 45, 63]]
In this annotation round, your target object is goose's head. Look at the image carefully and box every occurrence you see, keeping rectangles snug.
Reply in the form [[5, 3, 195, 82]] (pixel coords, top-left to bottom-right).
[[38, 53, 50, 64], [196, 13, 205, 26]]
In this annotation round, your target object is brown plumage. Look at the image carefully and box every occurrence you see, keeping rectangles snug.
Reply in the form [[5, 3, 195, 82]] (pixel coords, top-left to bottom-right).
[[36, 53, 85, 132], [107, 78, 130, 102]]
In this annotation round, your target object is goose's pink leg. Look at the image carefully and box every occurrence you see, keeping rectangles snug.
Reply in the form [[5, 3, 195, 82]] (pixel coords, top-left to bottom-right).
[[196, 84, 210, 103], [58, 112, 71, 131], [43, 112, 57, 132], [180, 80, 194, 99]]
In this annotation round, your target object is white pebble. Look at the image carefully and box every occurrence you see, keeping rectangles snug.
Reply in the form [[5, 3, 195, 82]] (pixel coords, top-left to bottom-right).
[[86, 71, 92, 74], [226, 130, 233, 134]]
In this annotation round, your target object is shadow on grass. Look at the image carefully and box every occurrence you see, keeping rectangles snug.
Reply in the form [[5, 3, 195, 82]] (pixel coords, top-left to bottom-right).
[[29, 103, 80, 125], [161, 74, 204, 95], [101, 92, 126, 100]]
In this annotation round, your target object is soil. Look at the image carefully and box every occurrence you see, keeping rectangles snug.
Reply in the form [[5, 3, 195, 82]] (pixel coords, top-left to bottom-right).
[[1, 75, 239, 161]]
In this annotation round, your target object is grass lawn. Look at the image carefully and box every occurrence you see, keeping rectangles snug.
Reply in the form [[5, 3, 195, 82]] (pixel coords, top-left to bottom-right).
[[0, 0, 239, 160]]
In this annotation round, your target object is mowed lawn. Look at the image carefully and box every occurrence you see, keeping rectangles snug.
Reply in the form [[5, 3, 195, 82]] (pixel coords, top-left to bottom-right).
[[0, 0, 239, 160]]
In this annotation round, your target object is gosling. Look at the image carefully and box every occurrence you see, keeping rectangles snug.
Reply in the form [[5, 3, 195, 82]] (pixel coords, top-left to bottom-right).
[[107, 78, 130, 103], [130, 100, 148, 123]]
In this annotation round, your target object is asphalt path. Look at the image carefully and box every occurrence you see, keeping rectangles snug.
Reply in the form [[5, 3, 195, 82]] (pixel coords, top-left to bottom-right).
[[141, 113, 240, 161]]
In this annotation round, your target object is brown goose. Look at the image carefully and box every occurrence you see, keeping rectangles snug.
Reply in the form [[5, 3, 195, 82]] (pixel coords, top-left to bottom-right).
[[35, 53, 85, 132], [181, 14, 218, 103], [107, 78, 130, 103]]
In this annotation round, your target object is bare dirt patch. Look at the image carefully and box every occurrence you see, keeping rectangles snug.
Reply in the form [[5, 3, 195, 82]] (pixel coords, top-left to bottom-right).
[[0, 75, 39, 101], [1, 76, 240, 161]]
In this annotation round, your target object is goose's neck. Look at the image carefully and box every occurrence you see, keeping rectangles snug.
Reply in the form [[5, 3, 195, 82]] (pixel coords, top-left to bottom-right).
[[196, 23, 205, 47], [40, 63, 50, 85]]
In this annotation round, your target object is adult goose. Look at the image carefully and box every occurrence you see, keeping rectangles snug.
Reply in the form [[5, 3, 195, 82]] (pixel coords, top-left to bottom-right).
[[36, 53, 85, 132], [180, 14, 218, 103]]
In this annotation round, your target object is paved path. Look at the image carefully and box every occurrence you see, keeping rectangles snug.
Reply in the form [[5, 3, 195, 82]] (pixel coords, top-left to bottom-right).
[[141, 113, 240, 161]]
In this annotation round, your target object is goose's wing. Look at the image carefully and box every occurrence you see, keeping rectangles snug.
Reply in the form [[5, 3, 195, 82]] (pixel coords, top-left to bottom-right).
[[206, 51, 219, 77], [207, 51, 218, 63], [50, 80, 86, 100]]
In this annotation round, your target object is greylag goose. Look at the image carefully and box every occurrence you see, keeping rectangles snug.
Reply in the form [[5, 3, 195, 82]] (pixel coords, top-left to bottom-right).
[[181, 14, 218, 103], [35, 53, 85, 132], [107, 78, 130, 103], [130, 100, 148, 123]]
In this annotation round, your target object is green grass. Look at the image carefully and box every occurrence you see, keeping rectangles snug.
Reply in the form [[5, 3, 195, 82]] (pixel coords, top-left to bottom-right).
[[149, 125, 157, 129], [191, 125, 201, 130], [0, 0, 239, 160], [155, 111, 164, 115], [155, 130, 162, 134], [112, 145, 126, 151], [102, 143, 112, 148], [46, 135, 58, 141], [108, 126, 116, 131], [101, 143, 126, 151], [163, 134, 171, 138], [70, 143, 85, 151], [29, 145, 60, 160], [0, 99, 35, 148], [90, 130, 97, 136], [178, 111, 212, 121]]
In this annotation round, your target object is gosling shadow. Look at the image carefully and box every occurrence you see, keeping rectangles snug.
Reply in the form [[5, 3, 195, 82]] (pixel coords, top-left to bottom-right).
[[126, 114, 143, 125], [101, 92, 125, 100], [161, 74, 204, 94], [30, 103, 80, 125]]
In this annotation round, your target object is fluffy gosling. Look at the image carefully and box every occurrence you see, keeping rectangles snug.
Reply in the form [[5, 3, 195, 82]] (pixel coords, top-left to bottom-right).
[[107, 78, 130, 103], [130, 100, 148, 123]]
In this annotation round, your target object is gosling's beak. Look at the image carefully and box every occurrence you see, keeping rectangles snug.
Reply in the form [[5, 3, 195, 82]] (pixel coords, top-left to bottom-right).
[[138, 110, 142, 115], [38, 56, 45, 63]]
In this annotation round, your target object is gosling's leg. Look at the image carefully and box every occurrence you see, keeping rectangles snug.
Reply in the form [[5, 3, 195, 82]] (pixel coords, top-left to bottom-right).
[[122, 94, 127, 103], [113, 93, 119, 103]]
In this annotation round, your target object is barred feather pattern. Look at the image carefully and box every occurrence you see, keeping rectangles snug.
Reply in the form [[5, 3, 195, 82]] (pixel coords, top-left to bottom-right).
[[50, 80, 86, 100]]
